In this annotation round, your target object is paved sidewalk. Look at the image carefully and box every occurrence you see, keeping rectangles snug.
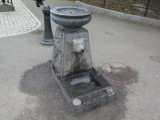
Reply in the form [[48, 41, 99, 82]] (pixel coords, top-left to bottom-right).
[[0, 0, 41, 38], [0, 0, 160, 120]]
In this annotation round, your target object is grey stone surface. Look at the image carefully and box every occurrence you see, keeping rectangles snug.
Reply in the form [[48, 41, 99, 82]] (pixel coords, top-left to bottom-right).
[[49, 62, 116, 115], [52, 26, 92, 77], [75, 1, 160, 28]]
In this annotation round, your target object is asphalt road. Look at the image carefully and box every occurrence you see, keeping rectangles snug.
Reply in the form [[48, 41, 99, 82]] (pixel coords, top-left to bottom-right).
[[0, 0, 160, 120]]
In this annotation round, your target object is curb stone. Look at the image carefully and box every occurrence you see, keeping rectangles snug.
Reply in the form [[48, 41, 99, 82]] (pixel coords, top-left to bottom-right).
[[75, 1, 160, 28]]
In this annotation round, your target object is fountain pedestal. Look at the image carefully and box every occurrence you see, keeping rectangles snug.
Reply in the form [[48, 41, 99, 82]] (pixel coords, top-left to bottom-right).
[[49, 6, 116, 115], [52, 26, 92, 77]]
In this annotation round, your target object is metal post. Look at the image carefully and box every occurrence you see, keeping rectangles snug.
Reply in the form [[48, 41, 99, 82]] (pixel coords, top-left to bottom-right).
[[144, 0, 150, 17], [2, 0, 5, 4], [40, 4, 54, 46], [11, 0, 13, 6], [103, 0, 106, 8]]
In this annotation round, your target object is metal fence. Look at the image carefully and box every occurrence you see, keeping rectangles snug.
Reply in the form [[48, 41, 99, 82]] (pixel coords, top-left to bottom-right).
[[79, 0, 160, 19], [1, 0, 13, 6]]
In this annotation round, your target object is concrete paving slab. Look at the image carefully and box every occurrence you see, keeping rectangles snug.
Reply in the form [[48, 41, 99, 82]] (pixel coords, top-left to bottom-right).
[[0, 0, 41, 38]]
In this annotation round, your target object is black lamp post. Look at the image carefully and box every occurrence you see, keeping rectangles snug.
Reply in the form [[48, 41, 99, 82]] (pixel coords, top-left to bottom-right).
[[2, 0, 5, 4], [144, 0, 151, 17]]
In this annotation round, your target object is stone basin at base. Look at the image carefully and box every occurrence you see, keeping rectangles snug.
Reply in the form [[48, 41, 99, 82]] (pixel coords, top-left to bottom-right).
[[50, 6, 92, 31], [49, 60, 116, 115]]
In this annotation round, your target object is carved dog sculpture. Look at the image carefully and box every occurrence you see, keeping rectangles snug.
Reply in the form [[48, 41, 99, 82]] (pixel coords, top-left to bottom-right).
[[72, 38, 85, 54]]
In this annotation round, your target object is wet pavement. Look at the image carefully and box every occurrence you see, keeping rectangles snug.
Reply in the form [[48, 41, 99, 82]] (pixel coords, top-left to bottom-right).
[[17, 63, 127, 120]]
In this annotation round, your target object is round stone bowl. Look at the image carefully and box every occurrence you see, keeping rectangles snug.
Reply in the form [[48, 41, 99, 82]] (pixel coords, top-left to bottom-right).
[[50, 6, 92, 31]]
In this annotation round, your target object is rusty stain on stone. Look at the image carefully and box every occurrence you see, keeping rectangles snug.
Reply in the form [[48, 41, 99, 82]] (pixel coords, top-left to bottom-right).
[[150, 56, 160, 62], [100, 62, 138, 83], [31, 29, 44, 35], [105, 32, 113, 35]]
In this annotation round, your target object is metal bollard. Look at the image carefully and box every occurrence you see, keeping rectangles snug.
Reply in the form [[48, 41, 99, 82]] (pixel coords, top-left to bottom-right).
[[40, 4, 54, 46], [2, 0, 5, 4], [34, 0, 54, 46]]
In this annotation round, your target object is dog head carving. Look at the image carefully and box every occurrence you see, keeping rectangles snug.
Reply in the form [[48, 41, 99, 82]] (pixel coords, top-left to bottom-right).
[[72, 38, 85, 54]]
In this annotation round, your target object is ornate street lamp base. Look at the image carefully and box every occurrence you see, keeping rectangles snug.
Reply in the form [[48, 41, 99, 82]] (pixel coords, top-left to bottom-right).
[[41, 38, 54, 46]]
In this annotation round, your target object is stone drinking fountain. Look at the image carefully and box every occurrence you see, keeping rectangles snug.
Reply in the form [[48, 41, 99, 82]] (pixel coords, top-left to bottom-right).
[[35, 0, 116, 115]]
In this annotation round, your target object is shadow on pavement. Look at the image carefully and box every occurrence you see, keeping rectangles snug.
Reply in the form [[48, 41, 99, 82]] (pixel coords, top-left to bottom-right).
[[17, 62, 133, 120]]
